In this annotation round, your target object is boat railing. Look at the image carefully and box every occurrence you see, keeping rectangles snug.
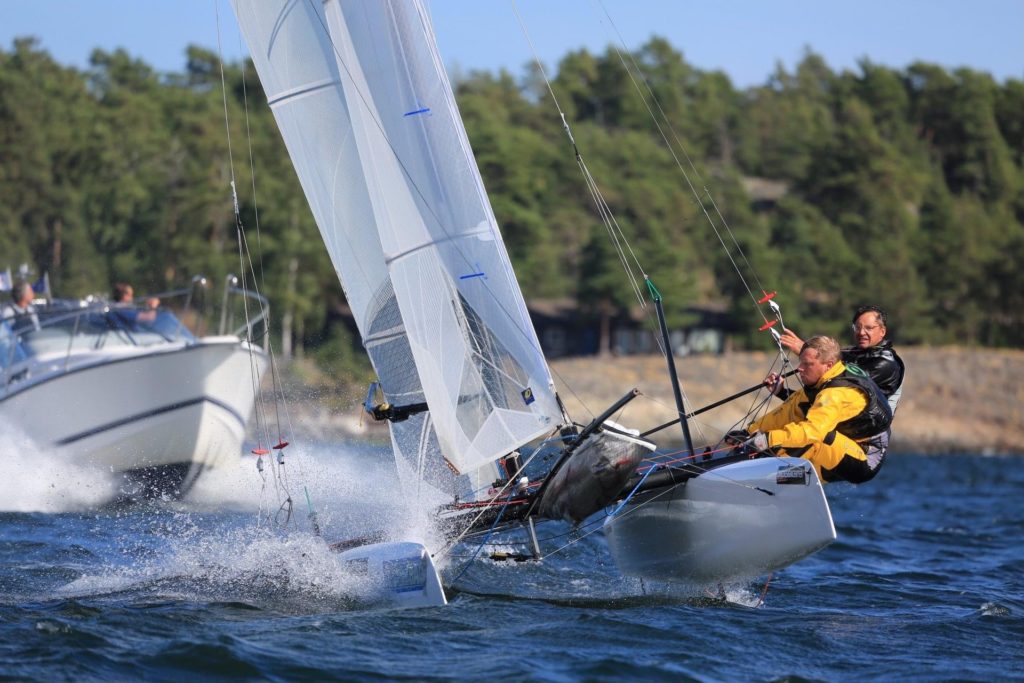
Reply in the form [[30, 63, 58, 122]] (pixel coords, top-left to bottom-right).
[[133, 273, 269, 349], [1, 275, 269, 392], [215, 274, 270, 349]]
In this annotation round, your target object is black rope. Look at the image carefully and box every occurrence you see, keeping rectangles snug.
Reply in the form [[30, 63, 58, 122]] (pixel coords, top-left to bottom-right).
[[641, 369, 798, 438]]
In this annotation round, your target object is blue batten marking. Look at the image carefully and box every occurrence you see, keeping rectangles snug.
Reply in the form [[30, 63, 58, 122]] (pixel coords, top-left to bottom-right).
[[404, 107, 431, 117], [459, 272, 486, 280]]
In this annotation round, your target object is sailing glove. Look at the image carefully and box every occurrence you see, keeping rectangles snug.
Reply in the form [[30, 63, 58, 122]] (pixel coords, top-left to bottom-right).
[[743, 431, 769, 453], [724, 429, 750, 445]]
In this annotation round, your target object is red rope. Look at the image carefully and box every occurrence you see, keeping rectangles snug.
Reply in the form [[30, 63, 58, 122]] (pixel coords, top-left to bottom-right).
[[756, 572, 774, 607], [637, 444, 737, 472], [453, 498, 529, 509]]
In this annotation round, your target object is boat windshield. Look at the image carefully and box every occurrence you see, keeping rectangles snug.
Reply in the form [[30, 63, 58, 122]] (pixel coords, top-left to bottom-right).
[[1, 306, 196, 370]]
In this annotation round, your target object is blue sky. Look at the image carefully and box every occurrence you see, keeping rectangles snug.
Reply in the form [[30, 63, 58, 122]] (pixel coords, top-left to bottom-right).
[[1, 0, 1021, 88]]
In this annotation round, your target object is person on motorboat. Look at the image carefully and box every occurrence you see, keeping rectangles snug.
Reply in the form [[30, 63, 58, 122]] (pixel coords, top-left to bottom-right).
[[764, 305, 905, 481], [111, 282, 159, 326], [1, 281, 40, 333], [738, 335, 892, 484], [0, 282, 39, 370]]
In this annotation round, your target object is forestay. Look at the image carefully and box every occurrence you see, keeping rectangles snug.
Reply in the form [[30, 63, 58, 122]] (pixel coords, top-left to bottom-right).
[[231, 0, 562, 483]]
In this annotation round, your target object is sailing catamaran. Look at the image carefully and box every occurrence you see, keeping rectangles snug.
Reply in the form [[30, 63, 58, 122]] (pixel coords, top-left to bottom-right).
[[229, 0, 835, 608]]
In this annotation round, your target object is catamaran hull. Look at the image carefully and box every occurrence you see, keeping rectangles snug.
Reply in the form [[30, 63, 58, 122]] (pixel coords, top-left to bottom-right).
[[602, 457, 836, 584], [0, 338, 266, 497], [335, 541, 447, 608]]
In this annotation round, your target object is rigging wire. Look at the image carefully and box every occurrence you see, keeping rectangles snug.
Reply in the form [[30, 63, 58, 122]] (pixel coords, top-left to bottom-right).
[[214, 3, 275, 522], [510, 0, 712, 440], [434, 434, 555, 561], [215, 0, 305, 528], [536, 480, 681, 560], [591, 0, 776, 321], [516, 0, 810, 467], [448, 497, 512, 584], [510, 2, 649, 309], [214, 1, 272, 462]]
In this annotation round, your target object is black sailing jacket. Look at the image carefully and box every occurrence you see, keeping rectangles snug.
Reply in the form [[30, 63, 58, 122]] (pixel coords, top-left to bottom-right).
[[841, 339, 905, 398]]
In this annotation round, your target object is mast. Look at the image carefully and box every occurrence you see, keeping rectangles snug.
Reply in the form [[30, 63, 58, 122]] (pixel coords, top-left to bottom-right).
[[646, 278, 695, 456]]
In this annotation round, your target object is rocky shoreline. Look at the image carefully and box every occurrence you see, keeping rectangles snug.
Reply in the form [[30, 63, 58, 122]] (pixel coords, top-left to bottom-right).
[[276, 347, 1024, 455]]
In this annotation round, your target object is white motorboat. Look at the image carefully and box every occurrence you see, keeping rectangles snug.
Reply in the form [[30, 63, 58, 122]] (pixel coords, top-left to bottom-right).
[[0, 280, 268, 498]]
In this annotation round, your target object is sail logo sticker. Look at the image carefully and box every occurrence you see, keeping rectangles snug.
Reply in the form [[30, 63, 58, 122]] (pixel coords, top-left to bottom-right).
[[776, 464, 809, 485], [521, 387, 535, 405]]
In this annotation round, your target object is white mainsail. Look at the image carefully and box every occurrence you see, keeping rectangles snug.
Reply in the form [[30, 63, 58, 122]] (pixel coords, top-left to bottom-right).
[[231, 0, 562, 490]]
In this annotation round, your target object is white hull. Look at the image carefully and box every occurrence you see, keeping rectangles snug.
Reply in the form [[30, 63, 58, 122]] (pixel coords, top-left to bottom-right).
[[1, 337, 266, 496], [603, 457, 836, 584], [335, 541, 447, 608]]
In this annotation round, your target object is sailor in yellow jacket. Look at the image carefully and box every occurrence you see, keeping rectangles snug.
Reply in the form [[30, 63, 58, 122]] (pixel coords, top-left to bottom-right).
[[744, 335, 892, 484]]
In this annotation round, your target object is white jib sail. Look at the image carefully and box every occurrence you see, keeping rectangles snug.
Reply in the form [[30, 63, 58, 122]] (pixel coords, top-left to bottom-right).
[[231, 0, 562, 482]]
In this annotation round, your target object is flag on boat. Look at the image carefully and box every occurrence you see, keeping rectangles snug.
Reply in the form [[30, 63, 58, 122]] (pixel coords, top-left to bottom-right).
[[31, 272, 51, 300]]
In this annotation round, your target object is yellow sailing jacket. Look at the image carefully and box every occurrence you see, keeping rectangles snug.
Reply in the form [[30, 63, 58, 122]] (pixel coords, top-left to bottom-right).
[[749, 361, 868, 450]]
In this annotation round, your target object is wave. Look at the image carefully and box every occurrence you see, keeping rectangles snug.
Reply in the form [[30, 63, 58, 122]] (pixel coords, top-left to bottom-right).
[[0, 417, 119, 512]]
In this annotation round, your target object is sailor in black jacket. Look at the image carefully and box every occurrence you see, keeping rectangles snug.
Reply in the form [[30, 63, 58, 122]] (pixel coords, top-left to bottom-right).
[[775, 306, 904, 406], [842, 337, 905, 413], [766, 305, 906, 482]]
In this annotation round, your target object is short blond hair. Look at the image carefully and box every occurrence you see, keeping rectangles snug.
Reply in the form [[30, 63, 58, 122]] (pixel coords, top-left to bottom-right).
[[800, 335, 841, 364]]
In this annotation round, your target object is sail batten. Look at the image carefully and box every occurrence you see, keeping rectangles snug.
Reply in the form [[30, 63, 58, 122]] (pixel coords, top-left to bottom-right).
[[232, 0, 561, 483], [266, 78, 340, 107], [384, 226, 493, 266]]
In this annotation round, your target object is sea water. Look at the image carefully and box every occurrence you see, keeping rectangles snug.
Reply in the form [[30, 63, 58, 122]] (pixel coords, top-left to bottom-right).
[[0, 431, 1021, 681]]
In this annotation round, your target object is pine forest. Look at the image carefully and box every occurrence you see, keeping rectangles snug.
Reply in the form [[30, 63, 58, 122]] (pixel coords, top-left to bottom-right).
[[2, 37, 1022, 366]]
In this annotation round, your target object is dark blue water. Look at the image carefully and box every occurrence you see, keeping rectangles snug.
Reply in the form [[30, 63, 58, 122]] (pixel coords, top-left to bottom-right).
[[1, 449, 1021, 682]]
